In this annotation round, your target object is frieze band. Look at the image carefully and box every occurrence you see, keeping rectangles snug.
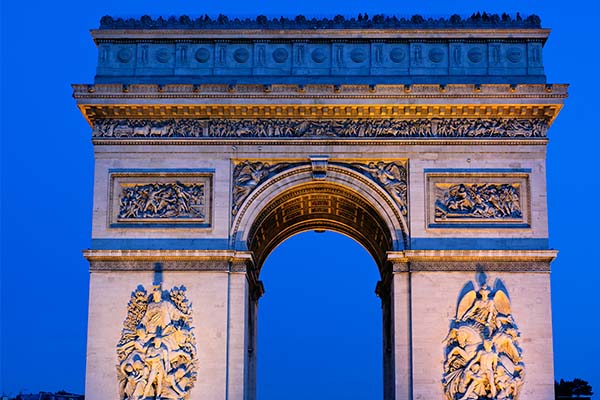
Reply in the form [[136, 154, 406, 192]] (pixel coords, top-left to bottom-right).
[[89, 261, 247, 272], [93, 118, 548, 139], [408, 261, 550, 272]]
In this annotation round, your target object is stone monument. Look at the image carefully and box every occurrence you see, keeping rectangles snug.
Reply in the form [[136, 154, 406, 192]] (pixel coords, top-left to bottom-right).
[[74, 13, 567, 400]]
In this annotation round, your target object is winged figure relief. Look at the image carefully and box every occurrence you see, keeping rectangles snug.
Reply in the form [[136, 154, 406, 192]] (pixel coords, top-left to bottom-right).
[[443, 277, 525, 400], [232, 161, 291, 215], [354, 161, 408, 215]]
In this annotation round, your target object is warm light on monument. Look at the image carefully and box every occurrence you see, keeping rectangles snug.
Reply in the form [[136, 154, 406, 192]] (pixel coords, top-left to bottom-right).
[[75, 13, 567, 400]]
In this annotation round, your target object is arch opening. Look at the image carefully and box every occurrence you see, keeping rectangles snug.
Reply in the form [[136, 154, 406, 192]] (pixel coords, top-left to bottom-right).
[[247, 181, 395, 275], [238, 173, 400, 400], [257, 231, 383, 399]]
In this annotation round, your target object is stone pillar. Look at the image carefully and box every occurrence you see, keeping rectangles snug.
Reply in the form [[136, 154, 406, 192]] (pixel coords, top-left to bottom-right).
[[226, 261, 249, 400], [387, 255, 412, 400], [245, 279, 263, 400], [83, 250, 254, 400], [402, 250, 557, 400], [376, 278, 395, 400]]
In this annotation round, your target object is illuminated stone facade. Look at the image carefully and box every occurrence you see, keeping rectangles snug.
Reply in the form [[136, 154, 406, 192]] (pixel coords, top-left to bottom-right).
[[76, 14, 566, 400]]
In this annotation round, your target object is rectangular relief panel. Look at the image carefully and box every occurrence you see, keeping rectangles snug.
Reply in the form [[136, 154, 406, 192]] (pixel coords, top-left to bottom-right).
[[108, 169, 213, 228], [426, 170, 530, 229]]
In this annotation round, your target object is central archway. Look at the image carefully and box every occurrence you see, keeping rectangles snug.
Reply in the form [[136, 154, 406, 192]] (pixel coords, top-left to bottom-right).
[[232, 164, 406, 399]]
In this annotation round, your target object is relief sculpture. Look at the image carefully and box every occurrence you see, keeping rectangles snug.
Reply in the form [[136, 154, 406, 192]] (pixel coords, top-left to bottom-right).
[[119, 182, 205, 220], [93, 118, 547, 138], [117, 284, 197, 400], [435, 183, 521, 220], [232, 161, 293, 215], [352, 161, 408, 215], [443, 276, 524, 400]]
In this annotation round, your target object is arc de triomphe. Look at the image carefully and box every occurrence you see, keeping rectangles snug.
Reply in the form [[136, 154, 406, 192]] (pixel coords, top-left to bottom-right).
[[74, 14, 566, 400]]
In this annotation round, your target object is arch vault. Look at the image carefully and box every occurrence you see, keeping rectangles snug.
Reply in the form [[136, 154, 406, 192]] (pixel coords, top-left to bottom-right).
[[77, 14, 566, 400]]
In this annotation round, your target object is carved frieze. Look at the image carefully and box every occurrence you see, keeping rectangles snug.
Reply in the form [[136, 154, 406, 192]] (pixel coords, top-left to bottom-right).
[[435, 183, 522, 220], [443, 276, 524, 400], [119, 182, 205, 220], [110, 171, 212, 227], [427, 172, 529, 228], [117, 284, 197, 400], [93, 118, 548, 139], [350, 161, 408, 215]]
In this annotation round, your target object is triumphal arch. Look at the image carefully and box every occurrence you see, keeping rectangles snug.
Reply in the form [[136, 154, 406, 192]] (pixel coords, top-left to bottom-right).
[[74, 14, 567, 400]]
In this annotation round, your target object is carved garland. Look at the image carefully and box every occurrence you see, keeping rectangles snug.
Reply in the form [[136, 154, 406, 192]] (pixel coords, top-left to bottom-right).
[[443, 277, 524, 400], [93, 118, 548, 139], [117, 284, 197, 400]]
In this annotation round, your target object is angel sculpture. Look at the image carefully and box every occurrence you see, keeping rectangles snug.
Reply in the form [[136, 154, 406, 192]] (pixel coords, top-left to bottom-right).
[[355, 161, 408, 215], [443, 277, 524, 400], [232, 161, 294, 215], [232, 161, 272, 215]]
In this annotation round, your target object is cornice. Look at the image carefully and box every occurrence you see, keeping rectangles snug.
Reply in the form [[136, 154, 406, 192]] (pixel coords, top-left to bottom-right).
[[74, 83, 568, 98], [387, 249, 558, 263], [91, 28, 551, 42], [73, 83, 567, 126], [82, 249, 253, 262]]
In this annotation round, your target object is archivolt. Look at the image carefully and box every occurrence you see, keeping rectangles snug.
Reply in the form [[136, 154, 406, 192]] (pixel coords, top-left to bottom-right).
[[231, 164, 408, 274]]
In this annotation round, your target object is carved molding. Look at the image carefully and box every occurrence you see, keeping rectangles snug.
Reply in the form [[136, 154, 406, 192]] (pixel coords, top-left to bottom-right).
[[117, 284, 197, 399], [93, 118, 548, 139], [391, 262, 409, 272], [309, 155, 329, 180], [90, 261, 233, 272], [410, 261, 550, 272], [246, 183, 394, 268], [75, 83, 568, 98], [443, 276, 524, 400]]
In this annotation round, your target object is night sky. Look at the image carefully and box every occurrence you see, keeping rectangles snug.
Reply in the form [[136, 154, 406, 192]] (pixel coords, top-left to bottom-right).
[[1, 0, 598, 398]]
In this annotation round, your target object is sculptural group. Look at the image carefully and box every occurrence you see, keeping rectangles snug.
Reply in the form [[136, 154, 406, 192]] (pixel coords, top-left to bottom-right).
[[118, 182, 205, 220], [93, 118, 547, 139], [435, 183, 522, 220], [116, 284, 197, 399], [443, 278, 524, 400]]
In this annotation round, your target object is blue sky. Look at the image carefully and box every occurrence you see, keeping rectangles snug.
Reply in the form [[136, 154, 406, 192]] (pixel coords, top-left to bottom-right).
[[1, 0, 598, 398]]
